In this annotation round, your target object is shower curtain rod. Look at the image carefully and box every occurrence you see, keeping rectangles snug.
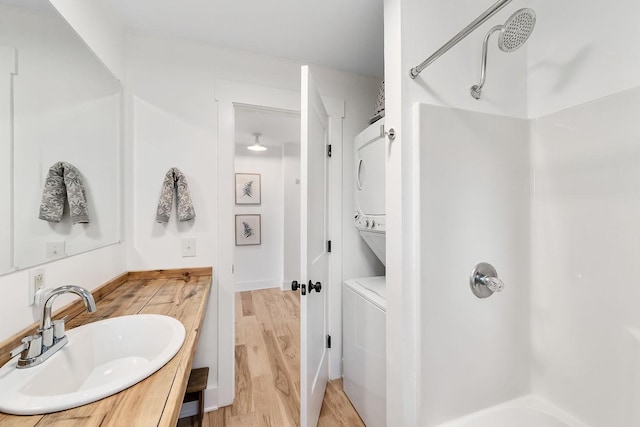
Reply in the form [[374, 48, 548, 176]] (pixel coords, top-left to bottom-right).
[[409, 0, 513, 79]]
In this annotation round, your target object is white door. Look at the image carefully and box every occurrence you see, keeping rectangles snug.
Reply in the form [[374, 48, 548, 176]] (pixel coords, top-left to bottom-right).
[[299, 65, 330, 427]]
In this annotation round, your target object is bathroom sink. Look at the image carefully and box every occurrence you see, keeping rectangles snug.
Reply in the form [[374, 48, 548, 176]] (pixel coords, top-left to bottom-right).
[[0, 314, 185, 415]]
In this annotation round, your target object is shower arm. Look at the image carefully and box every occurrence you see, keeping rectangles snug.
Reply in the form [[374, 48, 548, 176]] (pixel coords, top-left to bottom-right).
[[471, 26, 503, 97], [409, 0, 513, 79]]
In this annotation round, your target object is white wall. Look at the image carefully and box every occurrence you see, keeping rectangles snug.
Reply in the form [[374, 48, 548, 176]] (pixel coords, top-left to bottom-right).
[[283, 143, 301, 287], [526, 2, 640, 426], [403, 0, 530, 118], [0, 46, 16, 275], [527, 0, 640, 118], [531, 86, 640, 427], [383, 0, 417, 424], [125, 32, 381, 408], [234, 146, 284, 291], [0, 243, 125, 341], [49, 0, 126, 81]]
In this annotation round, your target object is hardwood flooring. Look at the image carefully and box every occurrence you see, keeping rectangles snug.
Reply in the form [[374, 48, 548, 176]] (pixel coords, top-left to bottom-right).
[[178, 287, 365, 427]]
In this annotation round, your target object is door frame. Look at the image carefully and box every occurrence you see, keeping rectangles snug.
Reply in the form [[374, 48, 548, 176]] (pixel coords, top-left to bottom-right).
[[214, 79, 344, 407]]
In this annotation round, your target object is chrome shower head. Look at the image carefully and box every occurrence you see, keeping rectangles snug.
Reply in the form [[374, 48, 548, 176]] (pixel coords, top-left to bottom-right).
[[498, 8, 536, 52], [470, 8, 536, 99]]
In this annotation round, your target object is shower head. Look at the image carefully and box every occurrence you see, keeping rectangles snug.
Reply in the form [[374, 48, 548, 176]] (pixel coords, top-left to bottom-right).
[[498, 8, 536, 52], [470, 8, 536, 99]]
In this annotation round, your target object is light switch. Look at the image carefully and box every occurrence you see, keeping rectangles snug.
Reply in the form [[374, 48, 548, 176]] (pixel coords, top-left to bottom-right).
[[182, 238, 196, 257]]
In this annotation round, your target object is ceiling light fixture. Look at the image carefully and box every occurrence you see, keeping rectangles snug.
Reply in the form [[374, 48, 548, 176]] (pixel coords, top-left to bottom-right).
[[247, 132, 267, 151]]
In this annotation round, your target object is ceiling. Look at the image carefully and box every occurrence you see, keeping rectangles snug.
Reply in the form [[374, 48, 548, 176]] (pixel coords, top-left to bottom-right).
[[235, 107, 300, 149], [108, 0, 384, 77]]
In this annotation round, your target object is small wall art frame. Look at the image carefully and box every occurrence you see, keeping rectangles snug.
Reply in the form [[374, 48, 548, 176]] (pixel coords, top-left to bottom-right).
[[235, 173, 261, 205], [235, 214, 261, 246]]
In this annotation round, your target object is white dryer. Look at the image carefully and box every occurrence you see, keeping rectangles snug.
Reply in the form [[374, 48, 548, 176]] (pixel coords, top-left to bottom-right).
[[342, 276, 386, 427], [355, 120, 386, 266]]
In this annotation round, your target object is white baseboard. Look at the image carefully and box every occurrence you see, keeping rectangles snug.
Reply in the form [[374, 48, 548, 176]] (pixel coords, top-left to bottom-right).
[[204, 386, 219, 412], [235, 279, 280, 292]]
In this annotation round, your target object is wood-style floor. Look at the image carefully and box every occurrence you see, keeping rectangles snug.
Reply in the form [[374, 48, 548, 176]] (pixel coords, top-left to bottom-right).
[[178, 287, 365, 427]]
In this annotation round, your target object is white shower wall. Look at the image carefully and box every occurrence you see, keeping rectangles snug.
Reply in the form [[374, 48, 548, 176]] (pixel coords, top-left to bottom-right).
[[526, 1, 640, 426], [531, 86, 640, 427], [418, 104, 531, 426]]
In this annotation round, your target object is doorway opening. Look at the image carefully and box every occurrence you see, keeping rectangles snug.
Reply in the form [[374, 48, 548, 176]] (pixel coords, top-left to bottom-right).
[[212, 76, 354, 427], [232, 105, 301, 292]]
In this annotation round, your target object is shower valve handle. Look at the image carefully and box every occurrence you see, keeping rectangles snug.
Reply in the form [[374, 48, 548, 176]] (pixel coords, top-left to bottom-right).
[[479, 275, 504, 293], [470, 262, 504, 299]]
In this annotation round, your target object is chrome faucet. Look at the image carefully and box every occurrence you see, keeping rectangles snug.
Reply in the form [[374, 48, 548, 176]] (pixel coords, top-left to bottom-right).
[[10, 285, 97, 368]]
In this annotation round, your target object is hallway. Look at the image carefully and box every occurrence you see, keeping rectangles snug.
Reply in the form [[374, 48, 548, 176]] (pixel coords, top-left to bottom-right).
[[179, 288, 364, 426]]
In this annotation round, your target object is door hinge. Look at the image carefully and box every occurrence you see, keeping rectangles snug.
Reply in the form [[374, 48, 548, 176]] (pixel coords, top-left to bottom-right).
[[327, 335, 332, 349], [327, 240, 332, 253], [327, 144, 332, 158]]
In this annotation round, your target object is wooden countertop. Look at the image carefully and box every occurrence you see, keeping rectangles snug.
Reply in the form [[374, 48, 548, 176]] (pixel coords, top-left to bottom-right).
[[0, 267, 212, 427]]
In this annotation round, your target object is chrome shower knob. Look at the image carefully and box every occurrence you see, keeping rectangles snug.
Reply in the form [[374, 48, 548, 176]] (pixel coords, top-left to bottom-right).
[[470, 262, 504, 298], [480, 275, 504, 293]]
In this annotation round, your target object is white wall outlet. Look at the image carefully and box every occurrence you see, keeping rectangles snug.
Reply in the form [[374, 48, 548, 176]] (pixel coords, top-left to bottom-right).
[[28, 268, 45, 306], [182, 238, 196, 257], [46, 241, 66, 259]]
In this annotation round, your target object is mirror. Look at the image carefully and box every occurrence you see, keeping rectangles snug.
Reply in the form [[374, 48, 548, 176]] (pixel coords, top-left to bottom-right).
[[0, 0, 122, 275]]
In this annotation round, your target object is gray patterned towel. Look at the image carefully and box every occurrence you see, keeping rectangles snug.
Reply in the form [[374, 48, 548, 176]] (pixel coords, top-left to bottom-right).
[[38, 161, 90, 224], [156, 167, 196, 223]]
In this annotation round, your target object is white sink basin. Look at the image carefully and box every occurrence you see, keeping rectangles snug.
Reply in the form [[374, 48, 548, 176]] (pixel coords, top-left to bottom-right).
[[0, 314, 185, 415]]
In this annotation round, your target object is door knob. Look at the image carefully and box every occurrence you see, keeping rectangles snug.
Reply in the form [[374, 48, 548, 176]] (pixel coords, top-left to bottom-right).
[[308, 280, 322, 293]]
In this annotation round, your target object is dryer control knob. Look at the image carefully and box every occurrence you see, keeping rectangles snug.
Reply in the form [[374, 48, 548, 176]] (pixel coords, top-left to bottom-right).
[[365, 220, 370, 227], [371, 220, 376, 228]]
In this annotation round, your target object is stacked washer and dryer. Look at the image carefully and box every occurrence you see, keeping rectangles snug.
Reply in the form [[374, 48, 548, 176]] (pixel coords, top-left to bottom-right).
[[343, 120, 386, 427]]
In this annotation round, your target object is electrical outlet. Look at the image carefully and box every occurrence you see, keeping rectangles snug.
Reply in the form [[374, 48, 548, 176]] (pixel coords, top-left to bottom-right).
[[28, 268, 45, 306], [182, 238, 196, 257]]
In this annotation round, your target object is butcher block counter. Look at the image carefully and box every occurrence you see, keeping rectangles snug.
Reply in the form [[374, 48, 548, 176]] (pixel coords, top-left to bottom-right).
[[0, 267, 212, 427]]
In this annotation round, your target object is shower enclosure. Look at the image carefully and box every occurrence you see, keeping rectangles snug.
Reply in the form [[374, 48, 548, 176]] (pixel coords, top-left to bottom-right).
[[385, 0, 640, 426]]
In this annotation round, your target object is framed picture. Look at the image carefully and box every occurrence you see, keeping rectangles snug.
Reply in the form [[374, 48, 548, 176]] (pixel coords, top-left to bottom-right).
[[235, 173, 261, 205], [235, 214, 261, 246]]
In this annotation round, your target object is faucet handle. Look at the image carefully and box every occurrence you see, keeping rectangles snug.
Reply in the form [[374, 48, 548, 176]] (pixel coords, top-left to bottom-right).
[[10, 335, 43, 359], [9, 343, 27, 358], [52, 318, 67, 340]]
